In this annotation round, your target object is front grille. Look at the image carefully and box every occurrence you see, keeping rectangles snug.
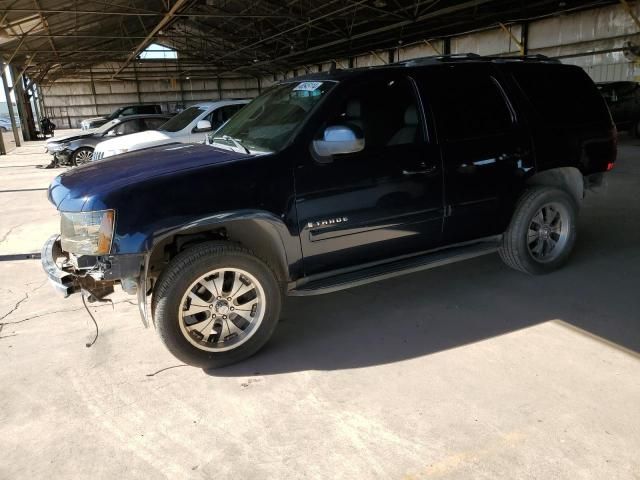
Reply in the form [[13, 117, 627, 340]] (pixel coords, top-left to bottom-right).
[[92, 151, 104, 161]]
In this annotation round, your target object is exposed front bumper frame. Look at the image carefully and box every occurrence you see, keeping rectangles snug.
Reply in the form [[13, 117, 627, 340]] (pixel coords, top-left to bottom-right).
[[41, 234, 151, 327], [41, 234, 81, 297]]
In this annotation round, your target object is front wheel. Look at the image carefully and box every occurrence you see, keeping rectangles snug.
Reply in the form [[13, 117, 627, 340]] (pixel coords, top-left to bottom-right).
[[72, 147, 93, 165], [499, 186, 578, 275], [152, 242, 282, 368]]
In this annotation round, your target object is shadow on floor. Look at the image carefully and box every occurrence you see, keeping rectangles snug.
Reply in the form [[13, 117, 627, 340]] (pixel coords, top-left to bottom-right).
[[207, 143, 640, 377]]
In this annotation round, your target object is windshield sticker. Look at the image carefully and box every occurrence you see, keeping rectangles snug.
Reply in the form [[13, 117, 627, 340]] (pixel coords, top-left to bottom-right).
[[294, 81, 323, 91]]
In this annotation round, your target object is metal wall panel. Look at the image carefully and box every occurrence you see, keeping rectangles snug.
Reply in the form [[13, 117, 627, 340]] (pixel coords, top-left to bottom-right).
[[42, 2, 640, 127]]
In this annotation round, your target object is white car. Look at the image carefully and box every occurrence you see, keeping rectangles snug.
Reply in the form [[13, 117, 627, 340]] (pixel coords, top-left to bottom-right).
[[91, 100, 249, 160]]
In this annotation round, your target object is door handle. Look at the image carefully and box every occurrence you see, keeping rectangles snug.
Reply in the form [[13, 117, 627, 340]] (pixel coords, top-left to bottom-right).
[[402, 164, 437, 176]]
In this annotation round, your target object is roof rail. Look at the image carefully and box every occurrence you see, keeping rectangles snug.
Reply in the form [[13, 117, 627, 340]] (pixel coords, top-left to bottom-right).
[[400, 53, 559, 66], [402, 53, 481, 65]]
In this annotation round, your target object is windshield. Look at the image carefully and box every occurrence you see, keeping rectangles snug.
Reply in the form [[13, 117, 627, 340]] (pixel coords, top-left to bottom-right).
[[211, 81, 336, 154], [160, 106, 207, 132], [105, 107, 125, 121]]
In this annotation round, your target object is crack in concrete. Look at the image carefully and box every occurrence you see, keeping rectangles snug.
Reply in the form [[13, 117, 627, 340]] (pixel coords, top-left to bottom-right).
[[0, 299, 137, 326], [0, 280, 47, 322], [145, 364, 188, 377], [0, 225, 19, 245], [0, 291, 29, 322]]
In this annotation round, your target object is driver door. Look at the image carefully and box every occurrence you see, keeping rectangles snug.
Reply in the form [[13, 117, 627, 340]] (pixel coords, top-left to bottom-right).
[[294, 74, 444, 276]]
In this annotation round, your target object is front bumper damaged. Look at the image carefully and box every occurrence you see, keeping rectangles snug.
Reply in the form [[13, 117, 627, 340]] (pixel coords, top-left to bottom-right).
[[41, 235, 81, 297], [41, 234, 150, 326]]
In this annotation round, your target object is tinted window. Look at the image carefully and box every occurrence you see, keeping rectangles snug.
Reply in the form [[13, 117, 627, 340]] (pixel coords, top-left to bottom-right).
[[143, 117, 167, 130], [320, 76, 422, 149], [510, 64, 610, 126], [160, 106, 207, 132], [425, 67, 513, 141], [120, 107, 136, 116], [221, 104, 243, 121]]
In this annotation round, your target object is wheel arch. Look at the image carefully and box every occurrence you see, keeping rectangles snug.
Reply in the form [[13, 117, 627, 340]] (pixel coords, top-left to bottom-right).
[[146, 211, 301, 286], [525, 166, 583, 207]]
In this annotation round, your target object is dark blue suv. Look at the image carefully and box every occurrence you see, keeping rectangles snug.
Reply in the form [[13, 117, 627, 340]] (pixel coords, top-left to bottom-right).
[[42, 55, 616, 368]]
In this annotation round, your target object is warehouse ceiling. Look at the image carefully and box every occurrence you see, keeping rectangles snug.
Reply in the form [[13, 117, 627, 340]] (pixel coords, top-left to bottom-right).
[[0, 0, 621, 83]]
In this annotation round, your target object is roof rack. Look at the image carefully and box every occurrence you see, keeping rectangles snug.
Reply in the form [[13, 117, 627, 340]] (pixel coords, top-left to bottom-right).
[[401, 53, 559, 66]]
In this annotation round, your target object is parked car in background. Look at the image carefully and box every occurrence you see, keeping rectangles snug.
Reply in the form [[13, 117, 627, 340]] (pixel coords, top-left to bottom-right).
[[91, 100, 248, 160], [42, 56, 616, 368], [46, 114, 171, 165], [80, 104, 163, 130], [0, 116, 20, 132], [597, 81, 640, 136]]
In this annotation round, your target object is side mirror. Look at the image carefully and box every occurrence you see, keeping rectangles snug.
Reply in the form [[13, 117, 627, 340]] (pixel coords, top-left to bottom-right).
[[193, 120, 212, 133], [312, 125, 364, 159]]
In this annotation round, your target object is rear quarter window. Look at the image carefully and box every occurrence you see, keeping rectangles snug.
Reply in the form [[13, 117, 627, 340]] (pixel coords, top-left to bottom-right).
[[509, 64, 610, 126]]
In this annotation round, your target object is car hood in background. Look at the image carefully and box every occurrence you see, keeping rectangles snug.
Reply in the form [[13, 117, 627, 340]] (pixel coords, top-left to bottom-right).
[[94, 130, 175, 153], [46, 132, 94, 144], [82, 116, 107, 124], [49, 143, 250, 210]]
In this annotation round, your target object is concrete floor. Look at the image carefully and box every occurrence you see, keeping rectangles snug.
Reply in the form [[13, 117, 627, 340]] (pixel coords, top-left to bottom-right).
[[0, 133, 639, 480]]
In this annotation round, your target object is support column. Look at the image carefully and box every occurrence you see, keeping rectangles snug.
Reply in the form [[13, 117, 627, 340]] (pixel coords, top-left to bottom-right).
[[521, 22, 529, 55], [133, 64, 142, 104], [31, 83, 41, 126], [1, 65, 21, 147], [37, 85, 46, 120], [89, 67, 99, 117], [11, 65, 33, 141], [0, 118, 6, 154], [443, 37, 451, 55]]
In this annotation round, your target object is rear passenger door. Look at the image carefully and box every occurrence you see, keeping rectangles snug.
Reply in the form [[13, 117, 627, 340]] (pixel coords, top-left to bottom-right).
[[417, 65, 534, 244]]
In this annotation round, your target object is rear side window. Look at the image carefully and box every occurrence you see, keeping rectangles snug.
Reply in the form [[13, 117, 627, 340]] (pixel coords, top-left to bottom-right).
[[421, 66, 514, 141], [510, 64, 609, 126]]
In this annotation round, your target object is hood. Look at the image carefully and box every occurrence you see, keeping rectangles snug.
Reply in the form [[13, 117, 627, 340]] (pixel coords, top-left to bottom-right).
[[82, 116, 106, 124], [95, 130, 173, 152], [47, 132, 94, 144], [49, 143, 249, 210]]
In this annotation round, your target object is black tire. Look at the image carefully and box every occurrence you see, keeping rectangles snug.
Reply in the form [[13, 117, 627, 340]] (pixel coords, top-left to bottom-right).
[[71, 147, 94, 165], [0, 127, 7, 133], [499, 186, 578, 275], [152, 242, 282, 369], [633, 120, 640, 139]]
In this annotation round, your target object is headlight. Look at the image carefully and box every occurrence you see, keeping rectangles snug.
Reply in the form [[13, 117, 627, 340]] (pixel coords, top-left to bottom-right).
[[48, 143, 65, 152], [60, 210, 115, 255]]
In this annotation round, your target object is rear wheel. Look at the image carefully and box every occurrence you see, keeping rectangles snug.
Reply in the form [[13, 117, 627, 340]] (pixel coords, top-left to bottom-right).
[[632, 120, 640, 138], [152, 242, 282, 368], [499, 186, 577, 275], [72, 147, 93, 165]]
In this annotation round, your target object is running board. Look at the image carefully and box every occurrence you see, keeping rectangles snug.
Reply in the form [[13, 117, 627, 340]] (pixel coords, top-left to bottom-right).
[[289, 240, 500, 296]]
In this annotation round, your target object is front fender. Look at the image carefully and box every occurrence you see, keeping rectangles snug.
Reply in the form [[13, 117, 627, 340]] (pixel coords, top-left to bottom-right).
[[136, 210, 302, 328], [155, 210, 302, 279]]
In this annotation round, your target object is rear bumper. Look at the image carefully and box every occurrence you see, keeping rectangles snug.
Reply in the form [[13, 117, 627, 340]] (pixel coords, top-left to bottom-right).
[[41, 235, 80, 297]]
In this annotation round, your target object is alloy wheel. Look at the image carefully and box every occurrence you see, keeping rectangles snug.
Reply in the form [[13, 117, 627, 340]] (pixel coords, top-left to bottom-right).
[[74, 149, 93, 165], [178, 268, 266, 352], [527, 202, 570, 263]]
